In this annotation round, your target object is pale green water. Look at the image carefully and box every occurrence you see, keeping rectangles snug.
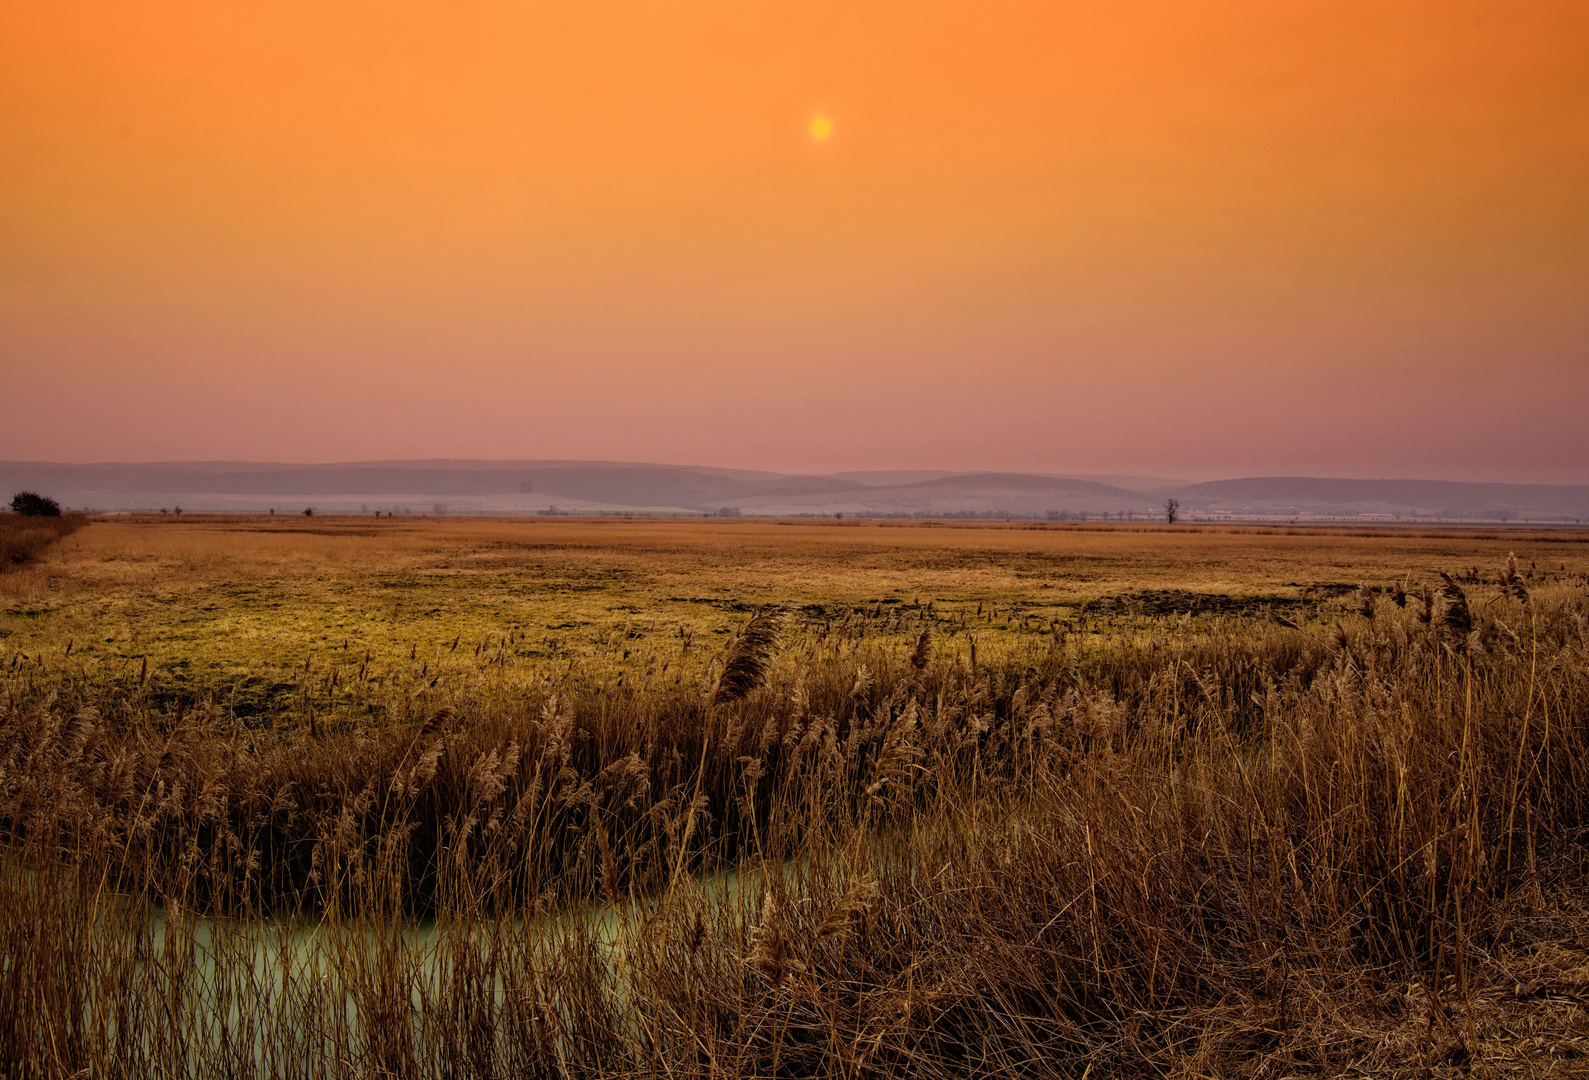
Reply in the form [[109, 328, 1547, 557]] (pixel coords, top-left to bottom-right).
[[86, 858, 785, 1066]]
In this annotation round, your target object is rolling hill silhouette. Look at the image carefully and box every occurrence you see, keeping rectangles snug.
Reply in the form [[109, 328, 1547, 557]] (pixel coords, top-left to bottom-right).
[[2, 461, 1583, 522]]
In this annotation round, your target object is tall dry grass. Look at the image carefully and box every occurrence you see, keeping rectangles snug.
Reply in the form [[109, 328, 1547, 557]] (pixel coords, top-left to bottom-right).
[[0, 512, 86, 570], [2, 566, 1587, 1076]]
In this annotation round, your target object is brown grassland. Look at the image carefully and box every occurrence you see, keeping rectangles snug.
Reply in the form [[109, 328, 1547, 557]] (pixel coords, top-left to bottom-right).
[[3, 514, 1589, 1077], [0, 512, 86, 571]]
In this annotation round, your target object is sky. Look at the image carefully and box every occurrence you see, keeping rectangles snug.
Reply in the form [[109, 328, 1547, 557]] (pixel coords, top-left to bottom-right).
[[3, 0, 1587, 482]]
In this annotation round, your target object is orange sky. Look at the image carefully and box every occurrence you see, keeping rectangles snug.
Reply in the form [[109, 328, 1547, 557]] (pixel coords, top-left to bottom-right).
[[3, 0, 1586, 480]]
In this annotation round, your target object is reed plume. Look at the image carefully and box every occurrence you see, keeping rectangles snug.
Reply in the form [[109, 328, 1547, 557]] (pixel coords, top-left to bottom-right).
[[713, 606, 784, 705], [1354, 583, 1376, 619], [1499, 551, 1531, 603], [1438, 571, 1473, 637]]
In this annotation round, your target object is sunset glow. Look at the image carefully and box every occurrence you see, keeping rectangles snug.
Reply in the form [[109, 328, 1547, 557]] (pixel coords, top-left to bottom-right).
[[2, 1, 1586, 480]]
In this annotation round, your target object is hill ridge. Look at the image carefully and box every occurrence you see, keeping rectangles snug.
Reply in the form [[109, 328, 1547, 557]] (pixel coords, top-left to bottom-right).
[[1, 461, 1583, 522]]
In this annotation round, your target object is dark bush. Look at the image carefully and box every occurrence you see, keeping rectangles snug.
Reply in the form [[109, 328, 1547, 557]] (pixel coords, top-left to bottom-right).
[[8, 491, 61, 517]]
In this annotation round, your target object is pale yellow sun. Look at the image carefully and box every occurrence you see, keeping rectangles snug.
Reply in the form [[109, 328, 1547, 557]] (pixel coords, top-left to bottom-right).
[[809, 115, 833, 141]]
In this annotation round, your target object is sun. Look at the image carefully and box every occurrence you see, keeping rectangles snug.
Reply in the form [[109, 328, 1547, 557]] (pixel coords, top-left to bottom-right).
[[809, 115, 833, 142]]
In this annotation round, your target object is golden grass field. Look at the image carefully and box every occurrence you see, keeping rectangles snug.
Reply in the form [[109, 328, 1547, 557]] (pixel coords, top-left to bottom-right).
[[4, 515, 1589, 1078], [7, 514, 1585, 714]]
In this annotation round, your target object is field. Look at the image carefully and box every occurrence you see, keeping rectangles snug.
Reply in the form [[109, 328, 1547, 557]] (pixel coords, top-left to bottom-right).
[[4, 515, 1589, 1077]]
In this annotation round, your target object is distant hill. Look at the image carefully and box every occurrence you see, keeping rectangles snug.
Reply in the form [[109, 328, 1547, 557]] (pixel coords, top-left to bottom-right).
[[732, 473, 1159, 517], [1167, 477, 1589, 522], [1, 461, 1583, 522], [0, 460, 799, 515]]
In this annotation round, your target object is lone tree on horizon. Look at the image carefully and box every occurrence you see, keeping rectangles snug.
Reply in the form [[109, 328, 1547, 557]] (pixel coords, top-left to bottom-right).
[[9, 491, 61, 517], [1164, 498, 1180, 525]]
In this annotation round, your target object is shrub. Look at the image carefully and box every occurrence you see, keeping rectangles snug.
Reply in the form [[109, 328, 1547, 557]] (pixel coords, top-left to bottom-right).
[[8, 491, 60, 517]]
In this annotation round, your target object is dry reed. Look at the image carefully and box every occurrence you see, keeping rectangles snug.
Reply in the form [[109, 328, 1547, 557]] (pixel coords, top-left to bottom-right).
[[2, 561, 1588, 1077]]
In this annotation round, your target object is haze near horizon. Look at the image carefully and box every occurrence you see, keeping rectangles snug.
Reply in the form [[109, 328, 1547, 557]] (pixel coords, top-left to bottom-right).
[[3, 1, 1586, 482]]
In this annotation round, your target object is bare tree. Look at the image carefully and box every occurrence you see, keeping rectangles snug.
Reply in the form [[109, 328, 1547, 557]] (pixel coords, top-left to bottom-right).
[[1165, 498, 1180, 525]]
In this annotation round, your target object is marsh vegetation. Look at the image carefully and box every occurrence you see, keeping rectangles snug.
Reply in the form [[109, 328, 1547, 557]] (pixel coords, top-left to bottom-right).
[[0, 510, 83, 569], [3, 517, 1588, 1077]]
